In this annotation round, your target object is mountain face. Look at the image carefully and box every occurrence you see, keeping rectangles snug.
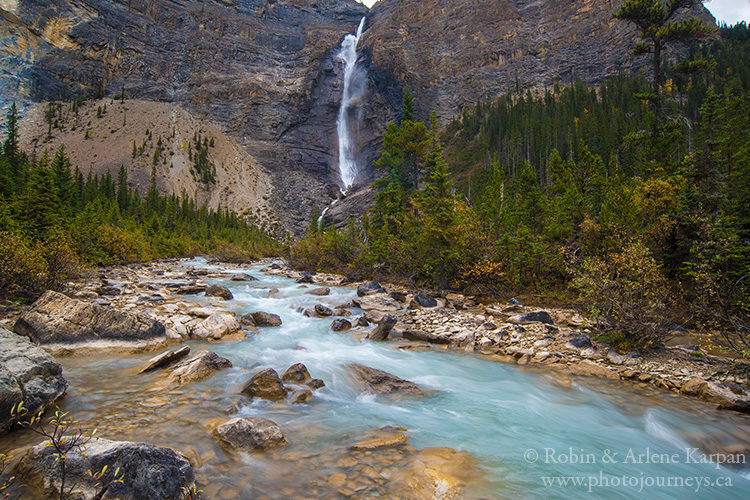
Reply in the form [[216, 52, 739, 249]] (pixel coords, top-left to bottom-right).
[[0, 0, 715, 233]]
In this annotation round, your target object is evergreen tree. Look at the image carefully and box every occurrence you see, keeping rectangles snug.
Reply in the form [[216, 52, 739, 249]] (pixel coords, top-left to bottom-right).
[[3, 102, 19, 173], [401, 86, 415, 123]]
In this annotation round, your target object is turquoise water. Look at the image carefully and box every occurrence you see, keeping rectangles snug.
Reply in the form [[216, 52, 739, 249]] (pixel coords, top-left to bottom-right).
[[4, 259, 749, 498], [189, 260, 750, 498]]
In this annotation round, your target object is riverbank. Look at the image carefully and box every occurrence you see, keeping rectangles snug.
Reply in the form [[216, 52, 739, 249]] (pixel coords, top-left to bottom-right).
[[1, 257, 749, 498]]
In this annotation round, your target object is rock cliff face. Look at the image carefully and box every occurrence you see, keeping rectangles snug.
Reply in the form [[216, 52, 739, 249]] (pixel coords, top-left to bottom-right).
[[0, 0, 715, 232]]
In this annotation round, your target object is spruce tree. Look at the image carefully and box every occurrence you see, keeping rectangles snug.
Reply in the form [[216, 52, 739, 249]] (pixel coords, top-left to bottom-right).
[[3, 102, 19, 173]]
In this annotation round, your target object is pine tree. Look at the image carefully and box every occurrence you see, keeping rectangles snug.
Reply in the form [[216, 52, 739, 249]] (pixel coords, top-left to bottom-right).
[[3, 102, 19, 173], [117, 165, 129, 213], [50, 145, 73, 212], [18, 165, 61, 238], [401, 86, 414, 123]]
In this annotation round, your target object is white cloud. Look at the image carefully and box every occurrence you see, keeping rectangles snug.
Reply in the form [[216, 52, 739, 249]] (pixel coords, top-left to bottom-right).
[[705, 0, 750, 24]]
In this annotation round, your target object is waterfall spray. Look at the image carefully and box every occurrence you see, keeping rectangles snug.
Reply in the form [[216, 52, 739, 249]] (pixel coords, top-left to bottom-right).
[[335, 17, 367, 190]]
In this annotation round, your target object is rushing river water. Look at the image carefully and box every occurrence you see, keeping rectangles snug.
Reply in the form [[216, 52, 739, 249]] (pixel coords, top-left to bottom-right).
[[2, 259, 750, 499]]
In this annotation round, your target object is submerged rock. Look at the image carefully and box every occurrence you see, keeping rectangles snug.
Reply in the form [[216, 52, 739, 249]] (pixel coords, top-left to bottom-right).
[[230, 272, 258, 282], [350, 432, 407, 451], [367, 315, 397, 341], [15, 438, 195, 500], [289, 389, 313, 404], [205, 284, 233, 300], [241, 368, 287, 400], [165, 350, 232, 387], [307, 378, 326, 389], [250, 311, 283, 327], [212, 417, 287, 452], [13, 291, 165, 345], [281, 363, 312, 384], [138, 346, 190, 373], [346, 363, 425, 396], [0, 328, 67, 435], [386, 447, 481, 499]]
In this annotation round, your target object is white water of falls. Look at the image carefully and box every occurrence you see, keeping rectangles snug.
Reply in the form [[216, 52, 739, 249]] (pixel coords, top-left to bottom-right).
[[335, 17, 367, 190]]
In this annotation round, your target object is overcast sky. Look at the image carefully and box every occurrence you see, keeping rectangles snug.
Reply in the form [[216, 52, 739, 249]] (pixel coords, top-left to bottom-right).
[[356, 0, 750, 24]]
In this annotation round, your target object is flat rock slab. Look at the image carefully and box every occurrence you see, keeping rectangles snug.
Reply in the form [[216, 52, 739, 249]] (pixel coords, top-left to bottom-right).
[[138, 346, 190, 373], [350, 433, 407, 450], [165, 350, 232, 387], [0, 328, 67, 434], [15, 438, 195, 500], [14, 290, 165, 345], [346, 363, 425, 396], [352, 294, 402, 312]]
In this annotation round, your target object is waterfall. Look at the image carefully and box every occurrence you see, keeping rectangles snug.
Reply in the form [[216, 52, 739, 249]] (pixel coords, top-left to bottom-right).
[[335, 17, 367, 190]]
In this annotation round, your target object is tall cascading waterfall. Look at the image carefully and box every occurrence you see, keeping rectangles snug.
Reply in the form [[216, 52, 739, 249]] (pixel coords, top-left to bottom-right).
[[335, 17, 367, 190]]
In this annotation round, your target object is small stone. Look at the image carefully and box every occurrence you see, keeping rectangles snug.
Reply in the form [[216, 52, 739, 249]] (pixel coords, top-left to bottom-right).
[[314, 304, 334, 317]]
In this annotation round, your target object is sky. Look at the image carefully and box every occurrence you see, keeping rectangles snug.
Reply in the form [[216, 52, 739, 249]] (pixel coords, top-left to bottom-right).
[[355, 0, 750, 25]]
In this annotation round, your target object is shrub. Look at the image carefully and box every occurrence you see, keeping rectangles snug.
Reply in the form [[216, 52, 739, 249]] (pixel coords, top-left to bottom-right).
[[0, 231, 48, 300]]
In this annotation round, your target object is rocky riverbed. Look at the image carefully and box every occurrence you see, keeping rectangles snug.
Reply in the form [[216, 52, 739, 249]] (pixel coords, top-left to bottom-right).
[[1, 257, 749, 499]]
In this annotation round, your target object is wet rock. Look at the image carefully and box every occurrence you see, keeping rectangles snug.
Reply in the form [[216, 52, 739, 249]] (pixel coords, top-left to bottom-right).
[[138, 346, 190, 373], [350, 433, 407, 451], [241, 368, 287, 400], [357, 281, 386, 296], [367, 315, 397, 341], [508, 311, 555, 325], [281, 363, 312, 384], [297, 272, 316, 284], [212, 417, 287, 452], [353, 294, 402, 312], [230, 272, 258, 282], [356, 316, 370, 327], [334, 307, 352, 317], [267, 287, 282, 299], [568, 360, 619, 379], [239, 313, 256, 327], [0, 328, 67, 435], [403, 329, 451, 344], [389, 291, 407, 303], [250, 311, 283, 327], [189, 312, 242, 340], [15, 438, 195, 500], [306, 287, 331, 296], [566, 334, 593, 350], [385, 447, 480, 499], [205, 284, 233, 300], [346, 363, 425, 396], [13, 291, 165, 345], [315, 304, 334, 317], [410, 293, 437, 308], [307, 378, 326, 389], [331, 318, 353, 332], [166, 350, 232, 387], [702, 383, 750, 413], [289, 389, 313, 404]]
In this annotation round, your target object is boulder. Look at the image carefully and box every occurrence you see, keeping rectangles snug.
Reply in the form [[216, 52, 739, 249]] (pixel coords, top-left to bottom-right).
[[165, 351, 232, 387], [173, 283, 207, 295], [239, 313, 256, 327], [566, 334, 593, 350], [403, 329, 451, 344], [355, 316, 370, 327], [357, 281, 386, 296], [508, 311, 555, 325], [410, 293, 437, 308], [352, 294, 402, 312], [508, 298, 522, 306], [212, 417, 287, 452], [138, 346, 190, 373], [701, 382, 750, 413], [289, 389, 312, 404], [681, 377, 708, 396], [305, 287, 331, 296], [346, 363, 425, 396], [250, 311, 282, 327], [389, 291, 407, 303], [568, 360, 619, 379], [281, 363, 311, 384], [230, 272, 258, 282], [189, 312, 242, 340], [367, 315, 397, 341], [0, 328, 67, 435], [331, 318, 352, 332], [205, 284, 233, 300], [241, 368, 287, 400], [307, 379, 326, 389], [296, 272, 315, 284], [314, 304, 334, 317], [13, 291, 165, 345], [15, 438, 195, 500], [445, 293, 466, 308]]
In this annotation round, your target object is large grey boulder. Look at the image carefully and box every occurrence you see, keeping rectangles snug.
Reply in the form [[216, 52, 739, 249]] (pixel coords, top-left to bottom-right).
[[346, 363, 425, 396], [357, 281, 386, 296], [0, 328, 67, 434], [212, 417, 287, 452], [15, 438, 195, 500], [13, 291, 165, 345], [410, 293, 437, 308], [187, 312, 242, 340]]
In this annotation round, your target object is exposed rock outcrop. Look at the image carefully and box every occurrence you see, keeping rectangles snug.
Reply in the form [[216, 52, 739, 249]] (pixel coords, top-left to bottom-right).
[[13, 291, 166, 345], [0, 328, 67, 434]]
